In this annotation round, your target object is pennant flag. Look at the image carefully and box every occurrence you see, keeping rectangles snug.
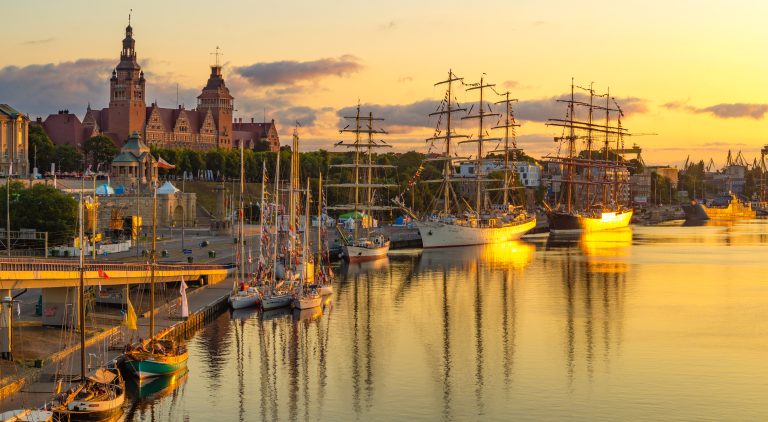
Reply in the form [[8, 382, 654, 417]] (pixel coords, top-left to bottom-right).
[[97, 268, 110, 279], [124, 296, 137, 330], [179, 278, 189, 319]]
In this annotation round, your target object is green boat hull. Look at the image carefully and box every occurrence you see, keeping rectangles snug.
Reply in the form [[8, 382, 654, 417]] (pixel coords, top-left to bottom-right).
[[123, 354, 188, 380]]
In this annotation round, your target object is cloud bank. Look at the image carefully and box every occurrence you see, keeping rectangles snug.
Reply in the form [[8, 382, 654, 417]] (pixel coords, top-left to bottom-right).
[[234, 55, 362, 86], [664, 101, 768, 119]]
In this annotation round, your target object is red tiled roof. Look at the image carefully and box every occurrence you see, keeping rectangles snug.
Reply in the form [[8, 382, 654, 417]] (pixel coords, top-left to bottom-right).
[[43, 113, 84, 147]]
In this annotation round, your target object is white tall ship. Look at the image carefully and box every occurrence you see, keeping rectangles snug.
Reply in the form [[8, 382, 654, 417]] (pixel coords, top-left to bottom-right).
[[327, 104, 395, 262], [397, 70, 536, 248]]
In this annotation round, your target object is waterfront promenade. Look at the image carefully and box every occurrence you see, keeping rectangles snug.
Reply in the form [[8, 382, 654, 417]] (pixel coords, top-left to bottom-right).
[[0, 267, 234, 411]]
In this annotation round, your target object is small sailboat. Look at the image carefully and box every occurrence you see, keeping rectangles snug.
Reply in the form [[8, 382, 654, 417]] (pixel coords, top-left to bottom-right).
[[229, 144, 261, 310], [50, 178, 125, 420], [261, 149, 293, 311], [328, 104, 394, 261], [314, 173, 334, 296], [123, 182, 188, 381], [293, 181, 322, 310]]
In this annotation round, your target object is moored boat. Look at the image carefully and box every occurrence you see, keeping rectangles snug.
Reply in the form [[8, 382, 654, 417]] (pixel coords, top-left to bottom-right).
[[395, 71, 536, 247], [682, 193, 756, 220], [544, 80, 635, 235], [343, 236, 390, 261], [123, 339, 188, 380]]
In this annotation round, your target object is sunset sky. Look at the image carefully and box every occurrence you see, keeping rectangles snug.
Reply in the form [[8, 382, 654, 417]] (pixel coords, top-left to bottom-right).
[[2, 0, 767, 167]]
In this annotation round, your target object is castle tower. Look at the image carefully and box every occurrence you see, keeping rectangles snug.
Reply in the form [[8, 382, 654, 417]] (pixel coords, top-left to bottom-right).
[[197, 50, 233, 150], [108, 19, 146, 144]]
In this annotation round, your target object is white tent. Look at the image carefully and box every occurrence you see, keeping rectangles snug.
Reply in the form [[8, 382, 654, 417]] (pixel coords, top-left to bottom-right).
[[157, 181, 181, 195]]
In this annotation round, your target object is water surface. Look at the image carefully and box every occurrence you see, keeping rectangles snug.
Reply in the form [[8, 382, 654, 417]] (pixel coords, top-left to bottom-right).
[[122, 221, 768, 421]]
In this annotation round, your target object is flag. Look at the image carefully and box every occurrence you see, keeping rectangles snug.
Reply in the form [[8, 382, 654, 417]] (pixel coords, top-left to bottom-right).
[[124, 297, 137, 330], [16, 302, 20, 317], [179, 278, 189, 319], [97, 268, 110, 279]]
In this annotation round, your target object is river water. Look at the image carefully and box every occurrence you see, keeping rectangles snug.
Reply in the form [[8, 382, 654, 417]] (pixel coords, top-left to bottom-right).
[[121, 221, 768, 421]]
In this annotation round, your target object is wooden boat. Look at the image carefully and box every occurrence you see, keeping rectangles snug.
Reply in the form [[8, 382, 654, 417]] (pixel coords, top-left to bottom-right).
[[123, 182, 188, 381], [50, 178, 125, 420]]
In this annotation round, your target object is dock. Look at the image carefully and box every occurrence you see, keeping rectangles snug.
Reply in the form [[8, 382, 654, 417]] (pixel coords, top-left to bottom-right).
[[0, 274, 234, 411]]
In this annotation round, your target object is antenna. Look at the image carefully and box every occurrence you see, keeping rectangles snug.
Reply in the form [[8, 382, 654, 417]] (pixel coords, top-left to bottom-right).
[[210, 46, 223, 67], [128, 9, 132, 26]]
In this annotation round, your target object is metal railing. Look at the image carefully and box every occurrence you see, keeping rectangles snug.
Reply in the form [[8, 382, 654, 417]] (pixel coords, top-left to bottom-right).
[[0, 257, 231, 273]]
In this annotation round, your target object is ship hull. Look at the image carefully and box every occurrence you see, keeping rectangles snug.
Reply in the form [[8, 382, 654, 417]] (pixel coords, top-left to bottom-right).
[[683, 202, 756, 220], [229, 292, 260, 310], [292, 295, 322, 310], [261, 294, 292, 310], [416, 217, 536, 248], [549, 210, 633, 234], [343, 243, 390, 262], [123, 352, 189, 381], [681, 203, 709, 220]]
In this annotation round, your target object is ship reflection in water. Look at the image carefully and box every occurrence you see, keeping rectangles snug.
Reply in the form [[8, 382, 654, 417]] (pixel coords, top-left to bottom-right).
[[121, 224, 768, 421]]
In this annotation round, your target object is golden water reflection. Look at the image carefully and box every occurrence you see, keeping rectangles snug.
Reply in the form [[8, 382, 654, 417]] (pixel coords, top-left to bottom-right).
[[122, 222, 768, 421]]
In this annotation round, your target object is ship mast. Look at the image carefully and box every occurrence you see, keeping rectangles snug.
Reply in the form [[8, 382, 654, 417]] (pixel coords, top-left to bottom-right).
[[328, 104, 394, 233], [492, 92, 521, 207], [462, 75, 500, 215], [428, 70, 468, 216], [546, 79, 629, 214]]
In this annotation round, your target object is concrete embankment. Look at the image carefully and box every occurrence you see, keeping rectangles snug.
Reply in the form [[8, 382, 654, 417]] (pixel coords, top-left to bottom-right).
[[0, 276, 233, 412]]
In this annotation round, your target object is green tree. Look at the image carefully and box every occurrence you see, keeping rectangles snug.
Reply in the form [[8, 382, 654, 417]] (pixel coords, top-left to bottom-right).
[[205, 149, 227, 179], [253, 139, 271, 152], [54, 144, 83, 172], [28, 125, 56, 174], [83, 135, 119, 171], [0, 182, 77, 245]]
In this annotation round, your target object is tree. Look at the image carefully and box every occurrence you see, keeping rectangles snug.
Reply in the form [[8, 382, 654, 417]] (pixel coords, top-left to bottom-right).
[[54, 144, 83, 172], [253, 139, 271, 152], [0, 182, 77, 245], [83, 135, 119, 171], [27, 125, 55, 173], [205, 150, 226, 179]]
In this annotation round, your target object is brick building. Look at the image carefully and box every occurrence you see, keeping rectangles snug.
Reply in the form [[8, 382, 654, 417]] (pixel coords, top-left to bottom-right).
[[41, 20, 279, 153]]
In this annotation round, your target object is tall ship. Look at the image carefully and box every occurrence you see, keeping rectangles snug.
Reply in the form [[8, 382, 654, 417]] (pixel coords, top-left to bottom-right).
[[327, 104, 395, 262], [544, 80, 634, 234], [396, 70, 536, 248], [682, 193, 756, 220]]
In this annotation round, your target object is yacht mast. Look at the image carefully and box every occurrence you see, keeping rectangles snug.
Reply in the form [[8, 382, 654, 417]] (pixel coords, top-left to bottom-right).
[[272, 151, 281, 286], [150, 179, 157, 345], [78, 177, 85, 381]]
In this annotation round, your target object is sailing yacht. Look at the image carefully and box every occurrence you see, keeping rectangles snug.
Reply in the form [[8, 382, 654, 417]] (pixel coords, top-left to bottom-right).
[[314, 173, 334, 296], [544, 81, 634, 234], [261, 146, 293, 311], [229, 145, 261, 310], [396, 71, 536, 248], [293, 182, 322, 310], [50, 179, 125, 420], [123, 181, 188, 380], [328, 104, 395, 262]]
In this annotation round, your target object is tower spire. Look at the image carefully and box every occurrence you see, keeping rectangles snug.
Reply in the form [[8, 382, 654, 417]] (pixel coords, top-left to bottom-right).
[[128, 8, 132, 26], [210, 46, 223, 67]]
